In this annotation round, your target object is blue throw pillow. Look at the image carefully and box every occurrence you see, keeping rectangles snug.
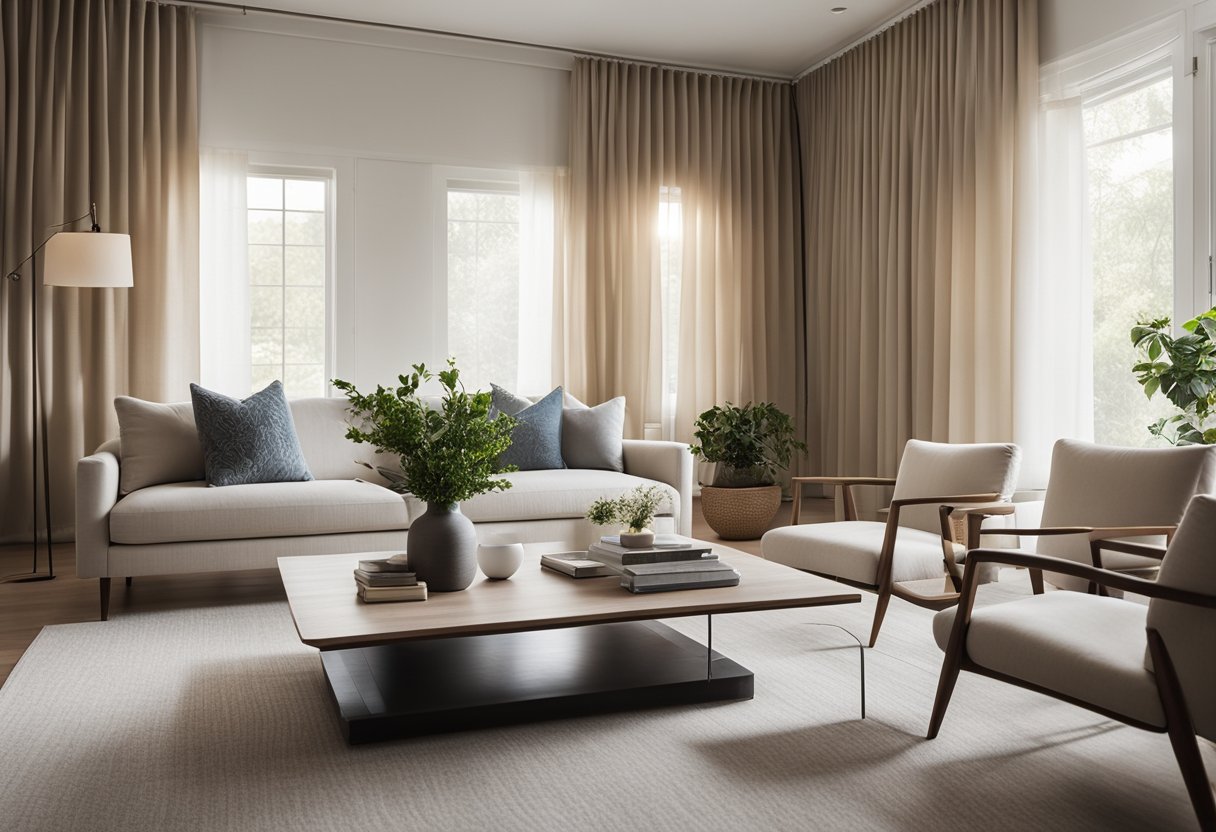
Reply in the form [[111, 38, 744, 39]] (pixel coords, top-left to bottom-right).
[[190, 381, 314, 487], [492, 385, 566, 471]]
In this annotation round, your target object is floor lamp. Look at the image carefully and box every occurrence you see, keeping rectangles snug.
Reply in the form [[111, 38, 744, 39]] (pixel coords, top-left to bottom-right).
[[3, 203, 133, 583]]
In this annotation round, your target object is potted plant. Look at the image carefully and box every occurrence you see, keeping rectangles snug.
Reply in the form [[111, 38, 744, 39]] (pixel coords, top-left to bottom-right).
[[586, 485, 667, 548], [1131, 308, 1216, 445], [689, 401, 807, 540], [333, 360, 517, 591]]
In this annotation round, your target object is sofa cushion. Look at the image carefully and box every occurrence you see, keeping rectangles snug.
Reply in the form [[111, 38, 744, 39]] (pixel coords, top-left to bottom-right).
[[562, 394, 625, 472], [114, 397, 205, 494], [492, 385, 566, 472], [110, 479, 407, 545], [761, 521, 962, 586], [191, 381, 314, 487], [414, 470, 676, 526]]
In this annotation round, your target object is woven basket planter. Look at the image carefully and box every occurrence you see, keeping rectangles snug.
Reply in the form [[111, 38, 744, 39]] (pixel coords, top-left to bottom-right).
[[700, 484, 782, 540]]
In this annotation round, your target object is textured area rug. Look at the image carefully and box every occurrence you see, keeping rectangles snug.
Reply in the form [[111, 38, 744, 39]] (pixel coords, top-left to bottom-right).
[[0, 573, 1209, 831]]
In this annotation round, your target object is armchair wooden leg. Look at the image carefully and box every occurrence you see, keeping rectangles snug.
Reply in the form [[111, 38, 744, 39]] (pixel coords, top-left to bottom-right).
[[1029, 569, 1044, 595], [1148, 629, 1216, 831], [867, 587, 891, 648], [125, 576, 132, 588], [99, 578, 111, 621]]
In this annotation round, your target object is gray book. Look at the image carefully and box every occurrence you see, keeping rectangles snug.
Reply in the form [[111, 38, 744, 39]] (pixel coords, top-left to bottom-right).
[[621, 560, 734, 577], [587, 543, 714, 568], [540, 553, 613, 578]]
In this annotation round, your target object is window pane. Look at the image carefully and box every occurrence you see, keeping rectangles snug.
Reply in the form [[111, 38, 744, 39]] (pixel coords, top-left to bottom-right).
[[285, 179, 325, 211], [247, 177, 282, 210], [285, 246, 324, 286], [251, 286, 283, 328], [1085, 76, 1175, 447], [248, 210, 282, 244], [249, 245, 283, 285], [251, 328, 283, 364], [251, 364, 280, 391], [447, 186, 520, 391], [283, 363, 325, 399], [285, 327, 326, 365], [285, 285, 325, 328], [285, 211, 325, 245]]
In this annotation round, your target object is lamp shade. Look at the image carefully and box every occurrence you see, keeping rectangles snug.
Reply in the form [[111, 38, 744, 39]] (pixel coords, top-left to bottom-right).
[[43, 231, 133, 288]]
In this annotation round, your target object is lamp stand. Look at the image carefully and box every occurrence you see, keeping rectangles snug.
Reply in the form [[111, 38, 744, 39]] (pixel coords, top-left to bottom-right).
[[4, 249, 55, 583]]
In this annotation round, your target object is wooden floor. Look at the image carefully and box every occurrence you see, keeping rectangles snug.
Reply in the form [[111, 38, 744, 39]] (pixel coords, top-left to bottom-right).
[[0, 496, 834, 688]]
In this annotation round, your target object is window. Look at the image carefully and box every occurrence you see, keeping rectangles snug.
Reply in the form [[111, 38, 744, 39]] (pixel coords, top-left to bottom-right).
[[1085, 73, 1176, 446], [246, 174, 329, 398], [446, 181, 522, 392]]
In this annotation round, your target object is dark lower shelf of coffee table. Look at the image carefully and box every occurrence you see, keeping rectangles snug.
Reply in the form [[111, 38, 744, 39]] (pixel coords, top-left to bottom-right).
[[320, 619, 753, 744]]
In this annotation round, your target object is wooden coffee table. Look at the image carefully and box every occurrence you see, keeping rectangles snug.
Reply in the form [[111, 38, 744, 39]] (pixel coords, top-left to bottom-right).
[[278, 542, 860, 743]]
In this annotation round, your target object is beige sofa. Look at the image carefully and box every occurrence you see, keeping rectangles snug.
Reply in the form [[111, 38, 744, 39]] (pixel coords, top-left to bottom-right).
[[76, 397, 693, 619]]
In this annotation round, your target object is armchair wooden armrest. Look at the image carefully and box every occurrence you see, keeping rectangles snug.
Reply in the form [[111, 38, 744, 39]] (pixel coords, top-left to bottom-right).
[[790, 476, 898, 525], [1086, 526, 1174, 589]]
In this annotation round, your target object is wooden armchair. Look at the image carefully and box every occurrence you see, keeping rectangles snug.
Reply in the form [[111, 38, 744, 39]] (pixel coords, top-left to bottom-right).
[[948, 439, 1216, 594], [762, 440, 1021, 646], [927, 493, 1216, 829]]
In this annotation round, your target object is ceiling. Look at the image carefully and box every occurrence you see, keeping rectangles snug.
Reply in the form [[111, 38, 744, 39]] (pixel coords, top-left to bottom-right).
[[227, 0, 923, 78]]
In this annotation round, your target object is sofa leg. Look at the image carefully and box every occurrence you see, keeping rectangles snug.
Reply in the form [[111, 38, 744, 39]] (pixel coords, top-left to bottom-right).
[[125, 576, 132, 588], [99, 578, 111, 621]]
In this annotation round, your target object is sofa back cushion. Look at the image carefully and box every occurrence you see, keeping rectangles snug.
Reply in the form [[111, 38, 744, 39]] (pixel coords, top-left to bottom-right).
[[114, 397, 205, 494], [191, 382, 313, 487], [290, 397, 397, 482]]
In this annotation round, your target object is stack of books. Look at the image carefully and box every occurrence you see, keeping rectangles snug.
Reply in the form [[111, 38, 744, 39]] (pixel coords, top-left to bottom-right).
[[539, 552, 614, 578], [586, 536, 740, 593], [354, 555, 427, 603]]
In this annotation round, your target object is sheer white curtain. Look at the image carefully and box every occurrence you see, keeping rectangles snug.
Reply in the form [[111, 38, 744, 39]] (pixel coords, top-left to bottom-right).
[[199, 148, 250, 397], [1015, 98, 1092, 487], [517, 169, 560, 395]]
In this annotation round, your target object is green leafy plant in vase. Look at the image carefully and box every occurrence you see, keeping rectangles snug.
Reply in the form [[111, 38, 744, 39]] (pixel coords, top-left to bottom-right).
[[586, 484, 667, 548], [1130, 307, 1216, 445], [689, 401, 807, 540], [333, 360, 517, 591]]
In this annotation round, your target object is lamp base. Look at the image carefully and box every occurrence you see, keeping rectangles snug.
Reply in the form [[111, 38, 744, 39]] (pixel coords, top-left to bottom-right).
[[1, 573, 55, 584]]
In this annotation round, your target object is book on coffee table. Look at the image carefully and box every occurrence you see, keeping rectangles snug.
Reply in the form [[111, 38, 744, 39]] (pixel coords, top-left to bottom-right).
[[357, 582, 428, 603], [358, 554, 411, 573], [587, 542, 715, 569], [354, 569, 418, 588], [540, 553, 613, 578]]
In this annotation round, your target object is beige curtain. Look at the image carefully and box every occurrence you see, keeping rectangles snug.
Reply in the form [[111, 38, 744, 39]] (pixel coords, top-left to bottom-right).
[[1, 0, 199, 541], [796, 0, 1037, 478], [559, 57, 803, 444]]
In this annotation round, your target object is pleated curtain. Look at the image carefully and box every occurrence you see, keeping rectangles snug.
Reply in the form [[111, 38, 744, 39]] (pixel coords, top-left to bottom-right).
[[796, 0, 1037, 478], [559, 57, 803, 444], [0, 0, 199, 541]]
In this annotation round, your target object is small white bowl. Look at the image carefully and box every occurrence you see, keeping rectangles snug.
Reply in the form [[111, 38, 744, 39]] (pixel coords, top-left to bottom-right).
[[477, 542, 524, 580]]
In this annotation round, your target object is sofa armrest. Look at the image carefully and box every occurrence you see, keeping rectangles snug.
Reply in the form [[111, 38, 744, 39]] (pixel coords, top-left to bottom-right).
[[76, 450, 120, 578], [622, 440, 694, 537]]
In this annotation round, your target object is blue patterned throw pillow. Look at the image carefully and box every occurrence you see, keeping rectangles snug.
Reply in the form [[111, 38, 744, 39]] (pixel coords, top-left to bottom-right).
[[491, 385, 566, 471], [189, 381, 314, 487]]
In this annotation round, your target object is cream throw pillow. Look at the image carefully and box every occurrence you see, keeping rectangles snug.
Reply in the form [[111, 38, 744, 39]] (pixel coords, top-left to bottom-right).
[[114, 397, 205, 494]]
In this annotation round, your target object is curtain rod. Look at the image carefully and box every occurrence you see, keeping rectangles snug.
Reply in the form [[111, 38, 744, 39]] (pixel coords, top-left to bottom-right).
[[793, 0, 938, 81], [160, 0, 792, 84]]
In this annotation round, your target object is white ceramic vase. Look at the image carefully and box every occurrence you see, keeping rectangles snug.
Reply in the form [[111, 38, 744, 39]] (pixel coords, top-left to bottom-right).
[[477, 542, 524, 580]]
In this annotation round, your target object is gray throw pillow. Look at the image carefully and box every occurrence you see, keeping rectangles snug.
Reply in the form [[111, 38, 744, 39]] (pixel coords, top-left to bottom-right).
[[562, 394, 625, 472], [190, 381, 314, 487], [492, 385, 566, 471]]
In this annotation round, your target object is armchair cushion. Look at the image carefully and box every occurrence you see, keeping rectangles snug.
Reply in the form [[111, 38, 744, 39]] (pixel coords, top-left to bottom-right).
[[933, 592, 1164, 728], [763, 521, 962, 586], [892, 440, 1020, 534]]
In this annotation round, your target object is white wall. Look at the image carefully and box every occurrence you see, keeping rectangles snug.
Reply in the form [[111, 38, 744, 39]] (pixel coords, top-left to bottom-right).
[[1039, 0, 1200, 62], [198, 13, 571, 392]]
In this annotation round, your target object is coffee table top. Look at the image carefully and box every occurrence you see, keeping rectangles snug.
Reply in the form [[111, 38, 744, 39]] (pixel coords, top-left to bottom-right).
[[278, 541, 861, 650]]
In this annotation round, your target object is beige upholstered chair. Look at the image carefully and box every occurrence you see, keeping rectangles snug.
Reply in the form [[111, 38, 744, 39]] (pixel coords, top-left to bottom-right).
[[956, 439, 1216, 594], [762, 440, 1021, 646], [928, 493, 1216, 829]]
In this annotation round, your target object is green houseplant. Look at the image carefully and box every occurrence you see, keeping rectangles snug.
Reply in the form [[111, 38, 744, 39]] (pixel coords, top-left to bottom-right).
[[1130, 307, 1216, 445], [333, 360, 517, 591], [586, 484, 667, 548], [689, 402, 807, 540]]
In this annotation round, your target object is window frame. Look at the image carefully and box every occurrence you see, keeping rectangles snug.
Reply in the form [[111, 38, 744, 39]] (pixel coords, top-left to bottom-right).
[[246, 164, 336, 399]]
